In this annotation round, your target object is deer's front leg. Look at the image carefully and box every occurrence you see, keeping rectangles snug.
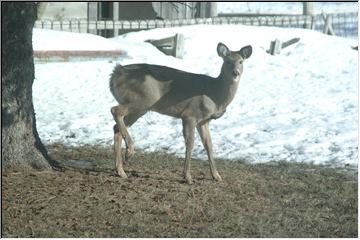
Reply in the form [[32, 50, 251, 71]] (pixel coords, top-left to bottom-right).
[[197, 122, 222, 182], [182, 118, 196, 184]]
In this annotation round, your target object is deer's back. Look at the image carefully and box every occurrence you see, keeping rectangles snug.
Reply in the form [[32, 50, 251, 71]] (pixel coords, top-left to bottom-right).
[[110, 64, 221, 118]]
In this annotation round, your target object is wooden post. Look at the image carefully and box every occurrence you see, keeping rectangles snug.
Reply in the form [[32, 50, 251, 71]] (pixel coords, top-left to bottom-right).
[[269, 39, 282, 55], [268, 38, 300, 55], [197, 2, 205, 18], [145, 34, 184, 58], [173, 34, 184, 58], [113, 2, 119, 36], [281, 38, 300, 49], [303, 2, 314, 29], [197, 2, 217, 18], [310, 15, 316, 30], [87, 2, 98, 34], [322, 13, 335, 35], [208, 2, 217, 18]]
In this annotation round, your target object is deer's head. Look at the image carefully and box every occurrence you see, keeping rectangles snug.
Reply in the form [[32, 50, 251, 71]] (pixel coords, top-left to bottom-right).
[[217, 43, 252, 83]]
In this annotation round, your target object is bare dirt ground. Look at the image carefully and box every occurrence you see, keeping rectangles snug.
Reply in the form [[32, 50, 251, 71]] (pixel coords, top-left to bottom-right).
[[2, 144, 358, 237]]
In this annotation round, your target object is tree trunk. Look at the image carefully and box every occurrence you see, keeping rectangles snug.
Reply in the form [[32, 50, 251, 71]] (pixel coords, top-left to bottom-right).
[[2, 3, 51, 170]]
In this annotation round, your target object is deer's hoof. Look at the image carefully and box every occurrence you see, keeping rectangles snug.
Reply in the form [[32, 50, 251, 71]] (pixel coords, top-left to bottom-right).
[[183, 174, 193, 184], [185, 178, 194, 184], [116, 169, 128, 178], [213, 172, 223, 182]]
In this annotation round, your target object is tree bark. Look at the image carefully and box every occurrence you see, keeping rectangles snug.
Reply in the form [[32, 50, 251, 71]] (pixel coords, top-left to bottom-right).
[[2, 3, 51, 170]]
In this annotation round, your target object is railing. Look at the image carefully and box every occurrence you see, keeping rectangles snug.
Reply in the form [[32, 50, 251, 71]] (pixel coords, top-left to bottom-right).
[[34, 12, 358, 38]]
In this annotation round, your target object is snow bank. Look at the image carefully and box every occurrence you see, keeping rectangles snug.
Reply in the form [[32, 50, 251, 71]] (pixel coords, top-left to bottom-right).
[[33, 28, 122, 51], [33, 25, 358, 167]]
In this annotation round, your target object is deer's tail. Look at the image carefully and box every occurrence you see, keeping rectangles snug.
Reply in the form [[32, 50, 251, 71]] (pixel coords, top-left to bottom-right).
[[109, 64, 126, 103]]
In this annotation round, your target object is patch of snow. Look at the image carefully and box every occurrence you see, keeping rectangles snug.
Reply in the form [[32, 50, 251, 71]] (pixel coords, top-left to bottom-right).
[[33, 28, 122, 51]]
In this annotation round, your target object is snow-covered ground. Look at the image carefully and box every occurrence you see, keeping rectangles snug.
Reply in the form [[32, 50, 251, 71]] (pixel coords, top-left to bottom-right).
[[33, 28, 122, 51], [33, 24, 358, 168]]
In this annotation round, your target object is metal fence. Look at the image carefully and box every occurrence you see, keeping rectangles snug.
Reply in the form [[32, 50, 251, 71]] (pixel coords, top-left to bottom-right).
[[315, 12, 358, 37], [34, 11, 358, 38]]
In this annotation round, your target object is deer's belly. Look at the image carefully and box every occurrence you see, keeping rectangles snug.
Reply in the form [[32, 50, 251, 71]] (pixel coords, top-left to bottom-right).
[[151, 100, 189, 118]]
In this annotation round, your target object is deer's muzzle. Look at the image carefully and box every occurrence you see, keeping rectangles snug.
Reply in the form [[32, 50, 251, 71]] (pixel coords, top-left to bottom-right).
[[232, 70, 240, 77]]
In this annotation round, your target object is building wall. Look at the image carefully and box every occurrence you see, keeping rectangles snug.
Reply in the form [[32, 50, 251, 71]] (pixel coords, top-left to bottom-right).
[[152, 2, 198, 20], [36, 2, 217, 37], [37, 2, 207, 21], [117, 2, 157, 20], [37, 2, 87, 20]]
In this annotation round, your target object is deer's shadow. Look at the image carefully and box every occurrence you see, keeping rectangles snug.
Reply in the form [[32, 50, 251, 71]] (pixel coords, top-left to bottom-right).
[[52, 158, 197, 184]]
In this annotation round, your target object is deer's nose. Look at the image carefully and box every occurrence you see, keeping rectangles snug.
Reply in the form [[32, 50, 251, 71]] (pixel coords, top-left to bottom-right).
[[232, 70, 240, 77]]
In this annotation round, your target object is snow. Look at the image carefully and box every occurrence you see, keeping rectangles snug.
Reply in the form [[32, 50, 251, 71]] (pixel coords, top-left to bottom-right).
[[33, 23, 358, 168], [33, 28, 122, 51]]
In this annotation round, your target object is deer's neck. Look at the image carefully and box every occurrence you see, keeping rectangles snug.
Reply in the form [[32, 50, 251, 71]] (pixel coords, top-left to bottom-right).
[[217, 73, 240, 109]]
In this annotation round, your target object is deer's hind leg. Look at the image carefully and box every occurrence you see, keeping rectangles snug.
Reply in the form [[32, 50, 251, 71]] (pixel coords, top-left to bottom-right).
[[182, 117, 196, 184], [111, 105, 143, 177], [123, 111, 146, 161], [113, 124, 127, 178]]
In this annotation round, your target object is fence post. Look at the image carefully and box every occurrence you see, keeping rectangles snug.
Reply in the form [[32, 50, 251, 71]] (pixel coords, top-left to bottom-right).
[[303, 2, 314, 29], [196, 2, 217, 18], [113, 2, 119, 36], [269, 39, 282, 55], [173, 33, 184, 58], [208, 2, 217, 17], [145, 34, 184, 58], [310, 15, 316, 30], [87, 2, 98, 34]]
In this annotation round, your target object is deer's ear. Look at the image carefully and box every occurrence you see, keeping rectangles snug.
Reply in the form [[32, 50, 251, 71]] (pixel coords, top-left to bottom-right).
[[239, 45, 252, 59], [217, 42, 230, 57]]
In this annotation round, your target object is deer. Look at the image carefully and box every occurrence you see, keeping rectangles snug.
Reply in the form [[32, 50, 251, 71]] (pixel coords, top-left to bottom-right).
[[109, 42, 252, 184]]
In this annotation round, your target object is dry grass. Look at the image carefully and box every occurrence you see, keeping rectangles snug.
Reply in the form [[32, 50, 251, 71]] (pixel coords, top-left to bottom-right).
[[2, 144, 358, 237]]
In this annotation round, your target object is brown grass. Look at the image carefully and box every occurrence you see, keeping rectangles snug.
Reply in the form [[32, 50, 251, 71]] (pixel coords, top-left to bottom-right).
[[2, 144, 358, 237]]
